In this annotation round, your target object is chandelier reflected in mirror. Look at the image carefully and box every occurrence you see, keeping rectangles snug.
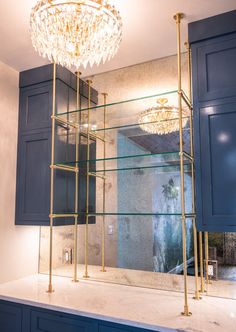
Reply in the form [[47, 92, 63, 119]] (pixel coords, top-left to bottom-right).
[[30, 0, 122, 69], [138, 98, 188, 135]]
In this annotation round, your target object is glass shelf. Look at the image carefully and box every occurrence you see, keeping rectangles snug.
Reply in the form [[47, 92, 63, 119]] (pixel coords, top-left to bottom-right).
[[55, 151, 192, 172], [56, 90, 192, 135], [87, 212, 183, 216], [91, 117, 190, 133], [51, 212, 195, 218], [59, 90, 179, 115]]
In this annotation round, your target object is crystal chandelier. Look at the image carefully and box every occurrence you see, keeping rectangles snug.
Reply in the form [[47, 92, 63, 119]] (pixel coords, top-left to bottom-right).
[[30, 0, 122, 69], [138, 98, 188, 135]]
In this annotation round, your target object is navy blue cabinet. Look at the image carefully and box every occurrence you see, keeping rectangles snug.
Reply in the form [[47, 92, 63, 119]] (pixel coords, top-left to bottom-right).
[[189, 10, 236, 232], [0, 301, 22, 332], [15, 64, 98, 226], [31, 310, 97, 332], [0, 300, 158, 332]]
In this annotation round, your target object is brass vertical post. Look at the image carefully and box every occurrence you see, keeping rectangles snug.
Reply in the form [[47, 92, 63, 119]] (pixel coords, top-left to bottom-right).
[[174, 12, 191, 316], [101, 93, 108, 272], [73, 72, 81, 283], [205, 231, 211, 286], [199, 231, 205, 292], [47, 62, 57, 293], [185, 42, 201, 300], [84, 80, 92, 278]]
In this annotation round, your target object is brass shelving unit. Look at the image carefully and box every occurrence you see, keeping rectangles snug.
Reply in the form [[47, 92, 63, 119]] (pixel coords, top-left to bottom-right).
[[46, 12, 209, 316]]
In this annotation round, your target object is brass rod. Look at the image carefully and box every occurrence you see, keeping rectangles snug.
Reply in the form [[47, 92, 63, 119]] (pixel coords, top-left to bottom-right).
[[174, 12, 191, 316], [193, 219, 201, 299], [180, 90, 192, 110], [199, 231, 205, 292], [101, 93, 108, 272], [84, 80, 92, 278], [51, 214, 78, 218], [185, 213, 196, 219], [50, 164, 79, 173], [185, 42, 201, 300], [205, 231, 211, 286], [52, 115, 78, 128], [80, 131, 106, 142], [47, 62, 57, 293], [182, 151, 193, 162], [73, 72, 81, 283], [88, 172, 106, 180]]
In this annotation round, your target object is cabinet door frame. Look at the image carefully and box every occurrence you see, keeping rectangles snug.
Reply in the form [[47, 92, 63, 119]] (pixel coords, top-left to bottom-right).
[[196, 33, 236, 102]]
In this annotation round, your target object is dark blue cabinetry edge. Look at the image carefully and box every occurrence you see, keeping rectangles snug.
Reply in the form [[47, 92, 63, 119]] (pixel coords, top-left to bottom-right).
[[0, 299, 172, 332], [189, 10, 236, 44], [190, 10, 236, 232], [19, 64, 98, 104]]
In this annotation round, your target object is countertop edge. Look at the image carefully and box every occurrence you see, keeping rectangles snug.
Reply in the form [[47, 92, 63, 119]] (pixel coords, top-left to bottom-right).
[[0, 294, 173, 332]]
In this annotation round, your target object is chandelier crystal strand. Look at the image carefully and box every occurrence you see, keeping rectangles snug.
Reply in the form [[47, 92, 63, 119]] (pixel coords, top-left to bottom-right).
[[30, 0, 122, 69], [138, 98, 188, 135]]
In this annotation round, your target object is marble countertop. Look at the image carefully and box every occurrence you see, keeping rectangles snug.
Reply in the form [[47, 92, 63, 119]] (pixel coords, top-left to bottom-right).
[[0, 274, 235, 332]]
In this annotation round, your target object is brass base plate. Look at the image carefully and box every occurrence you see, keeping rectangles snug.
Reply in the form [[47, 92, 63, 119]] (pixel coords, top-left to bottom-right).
[[173, 13, 185, 21], [181, 311, 192, 317], [46, 288, 55, 293]]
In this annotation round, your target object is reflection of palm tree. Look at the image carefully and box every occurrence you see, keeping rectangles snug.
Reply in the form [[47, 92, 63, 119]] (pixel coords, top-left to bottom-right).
[[162, 178, 179, 201]]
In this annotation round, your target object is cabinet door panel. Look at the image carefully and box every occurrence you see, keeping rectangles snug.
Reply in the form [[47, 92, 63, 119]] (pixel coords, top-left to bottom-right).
[[31, 311, 97, 332], [20, 83, 52, 132], [196, 101, 236, 231], [197, 34, 236, 102], [0, 302, 22, 332], [15, 131, 51, 225]]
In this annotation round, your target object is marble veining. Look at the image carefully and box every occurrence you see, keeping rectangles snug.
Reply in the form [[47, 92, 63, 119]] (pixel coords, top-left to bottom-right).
[[0, 274, 235, 332]]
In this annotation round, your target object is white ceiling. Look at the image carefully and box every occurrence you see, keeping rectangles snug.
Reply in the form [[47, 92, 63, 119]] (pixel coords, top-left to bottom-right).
[[0, 0, 235, 77]]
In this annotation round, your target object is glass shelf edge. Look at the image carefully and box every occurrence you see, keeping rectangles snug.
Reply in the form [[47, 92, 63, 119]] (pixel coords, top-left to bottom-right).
[[51, 212, 195, 217], [55, 150, 188, 167], [59, 90, 179, 115], [91, 116, 190, 133], [92, 163, 191, 173]]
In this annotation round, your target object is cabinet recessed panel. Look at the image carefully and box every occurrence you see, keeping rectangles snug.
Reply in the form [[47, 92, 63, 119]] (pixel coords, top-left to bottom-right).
[[99, 324, 155, 332], [16, 131, 51, 225], [31, 311, 96, 332], [197, 102, 236, 231], [0, 302, 22, 332], [27, 92, 49, 126], [20, 83, 52, 132], [208, 111, 236, 215]]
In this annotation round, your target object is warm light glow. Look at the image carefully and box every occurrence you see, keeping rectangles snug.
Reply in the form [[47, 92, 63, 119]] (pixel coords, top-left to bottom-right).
[[30, 0, 122, 69], [138, 98, 188, 135]]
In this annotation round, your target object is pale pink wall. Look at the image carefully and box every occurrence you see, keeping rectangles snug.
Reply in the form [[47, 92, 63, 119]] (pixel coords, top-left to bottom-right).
[[0, 60, 40, 283]]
